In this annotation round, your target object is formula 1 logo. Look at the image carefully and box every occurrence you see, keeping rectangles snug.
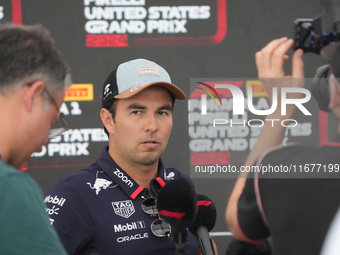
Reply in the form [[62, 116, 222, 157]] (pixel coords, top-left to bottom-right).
[[112, 200, 136, 218]]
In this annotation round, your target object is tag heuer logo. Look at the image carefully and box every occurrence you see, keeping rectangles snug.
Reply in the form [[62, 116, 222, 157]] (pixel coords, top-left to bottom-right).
[[112, 200, 135, 218]]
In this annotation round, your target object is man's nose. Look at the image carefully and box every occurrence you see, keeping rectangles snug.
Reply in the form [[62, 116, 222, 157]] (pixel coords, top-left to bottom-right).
[[145, 114, 158, 132]]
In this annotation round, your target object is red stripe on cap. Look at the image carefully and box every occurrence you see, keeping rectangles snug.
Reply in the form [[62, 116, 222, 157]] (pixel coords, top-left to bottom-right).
[[156, 177, 166, 187], [159, 210, 186, 220], [197, 200, 212, 206], [130, 186, 144, 200]]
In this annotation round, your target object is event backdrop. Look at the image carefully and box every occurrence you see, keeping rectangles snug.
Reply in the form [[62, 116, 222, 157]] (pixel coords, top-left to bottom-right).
[[1, 0, 330, 252]]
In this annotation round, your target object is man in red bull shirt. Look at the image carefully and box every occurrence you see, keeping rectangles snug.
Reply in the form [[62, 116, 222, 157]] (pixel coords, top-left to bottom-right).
[[45, 59, 202, 255]]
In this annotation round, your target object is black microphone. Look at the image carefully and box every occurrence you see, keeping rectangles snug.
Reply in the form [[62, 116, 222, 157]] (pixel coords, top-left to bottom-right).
[[188, 194, 217, 255], [157, 177, 197, 255]]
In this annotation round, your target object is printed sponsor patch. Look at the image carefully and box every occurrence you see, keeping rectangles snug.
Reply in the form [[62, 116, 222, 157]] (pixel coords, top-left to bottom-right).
[[87, 171, 117, 195], [114, 221, 146, 232], [112, 200, 135, 218], [64, 84, 94, 101], [136, 65, 160, 76]]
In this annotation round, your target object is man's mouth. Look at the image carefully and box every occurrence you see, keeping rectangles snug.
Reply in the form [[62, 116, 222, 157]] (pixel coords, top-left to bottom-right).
[[143, 140, 158, 144]]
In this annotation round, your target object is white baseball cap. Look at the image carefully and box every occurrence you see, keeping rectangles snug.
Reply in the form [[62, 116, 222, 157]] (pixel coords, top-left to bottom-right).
[[102, 58, 186, 108]]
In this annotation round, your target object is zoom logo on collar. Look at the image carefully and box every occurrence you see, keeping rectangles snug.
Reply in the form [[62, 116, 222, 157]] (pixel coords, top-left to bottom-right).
[[114, 168, 134, 188]]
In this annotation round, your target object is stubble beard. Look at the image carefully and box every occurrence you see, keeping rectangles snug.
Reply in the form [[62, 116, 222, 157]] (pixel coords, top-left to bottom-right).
[[133, 149, 162, 167]]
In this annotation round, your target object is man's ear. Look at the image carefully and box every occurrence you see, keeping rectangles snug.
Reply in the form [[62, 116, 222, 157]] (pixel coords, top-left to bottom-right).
[[328, 77, 340, 110], [23, 80, 45, 111], [100, 108, 114, 134]]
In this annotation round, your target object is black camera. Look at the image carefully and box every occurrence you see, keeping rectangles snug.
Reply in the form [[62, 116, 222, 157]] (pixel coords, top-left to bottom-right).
[[294, 17, 339, 54], [294, 0, 340, 112], [294, 0, 340, 54]]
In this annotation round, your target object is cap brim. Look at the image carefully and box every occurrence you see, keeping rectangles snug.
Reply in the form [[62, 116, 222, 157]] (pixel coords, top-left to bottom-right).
[[114, 82, 186, 100]]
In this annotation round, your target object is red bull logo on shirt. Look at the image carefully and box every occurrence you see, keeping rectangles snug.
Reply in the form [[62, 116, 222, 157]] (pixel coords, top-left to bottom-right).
[[87, 171, 118, 195]]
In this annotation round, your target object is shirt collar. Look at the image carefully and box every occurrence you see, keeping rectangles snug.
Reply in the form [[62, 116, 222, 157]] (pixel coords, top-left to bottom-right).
[[96, 147, 167, 199]]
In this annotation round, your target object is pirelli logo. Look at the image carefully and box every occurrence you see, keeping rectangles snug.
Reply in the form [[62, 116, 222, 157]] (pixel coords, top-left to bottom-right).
[[64, 84, 94, 101], [245, 80, 268, 98]]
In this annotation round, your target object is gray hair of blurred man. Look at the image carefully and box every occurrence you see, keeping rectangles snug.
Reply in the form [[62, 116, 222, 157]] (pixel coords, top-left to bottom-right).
[[0, 23, 72, 106]]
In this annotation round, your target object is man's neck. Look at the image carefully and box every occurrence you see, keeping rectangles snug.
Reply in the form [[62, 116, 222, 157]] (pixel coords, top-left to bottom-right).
[[125, 165, 158, 191]]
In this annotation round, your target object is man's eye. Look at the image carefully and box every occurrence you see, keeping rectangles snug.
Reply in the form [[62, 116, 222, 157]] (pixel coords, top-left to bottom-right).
[[132, 110, 142, 115], [158, 111, 168, 116]]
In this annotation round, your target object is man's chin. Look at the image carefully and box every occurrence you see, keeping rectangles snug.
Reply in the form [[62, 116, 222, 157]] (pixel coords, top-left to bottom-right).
[[136, 154, 161, 166]]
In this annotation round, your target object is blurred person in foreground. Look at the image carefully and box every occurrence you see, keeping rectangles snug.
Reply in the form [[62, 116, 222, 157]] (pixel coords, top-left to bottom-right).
[[0, 23, 71, 254], [226, 37, 340, 255]]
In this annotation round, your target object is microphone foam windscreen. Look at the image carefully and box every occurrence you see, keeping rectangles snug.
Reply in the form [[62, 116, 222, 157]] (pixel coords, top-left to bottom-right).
[[157, 177, 197, 229], [189, 194, 217, 235]]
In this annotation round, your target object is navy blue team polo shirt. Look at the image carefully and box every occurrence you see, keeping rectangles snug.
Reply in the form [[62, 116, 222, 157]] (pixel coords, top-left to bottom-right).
[[45, 147, 199, 255]]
